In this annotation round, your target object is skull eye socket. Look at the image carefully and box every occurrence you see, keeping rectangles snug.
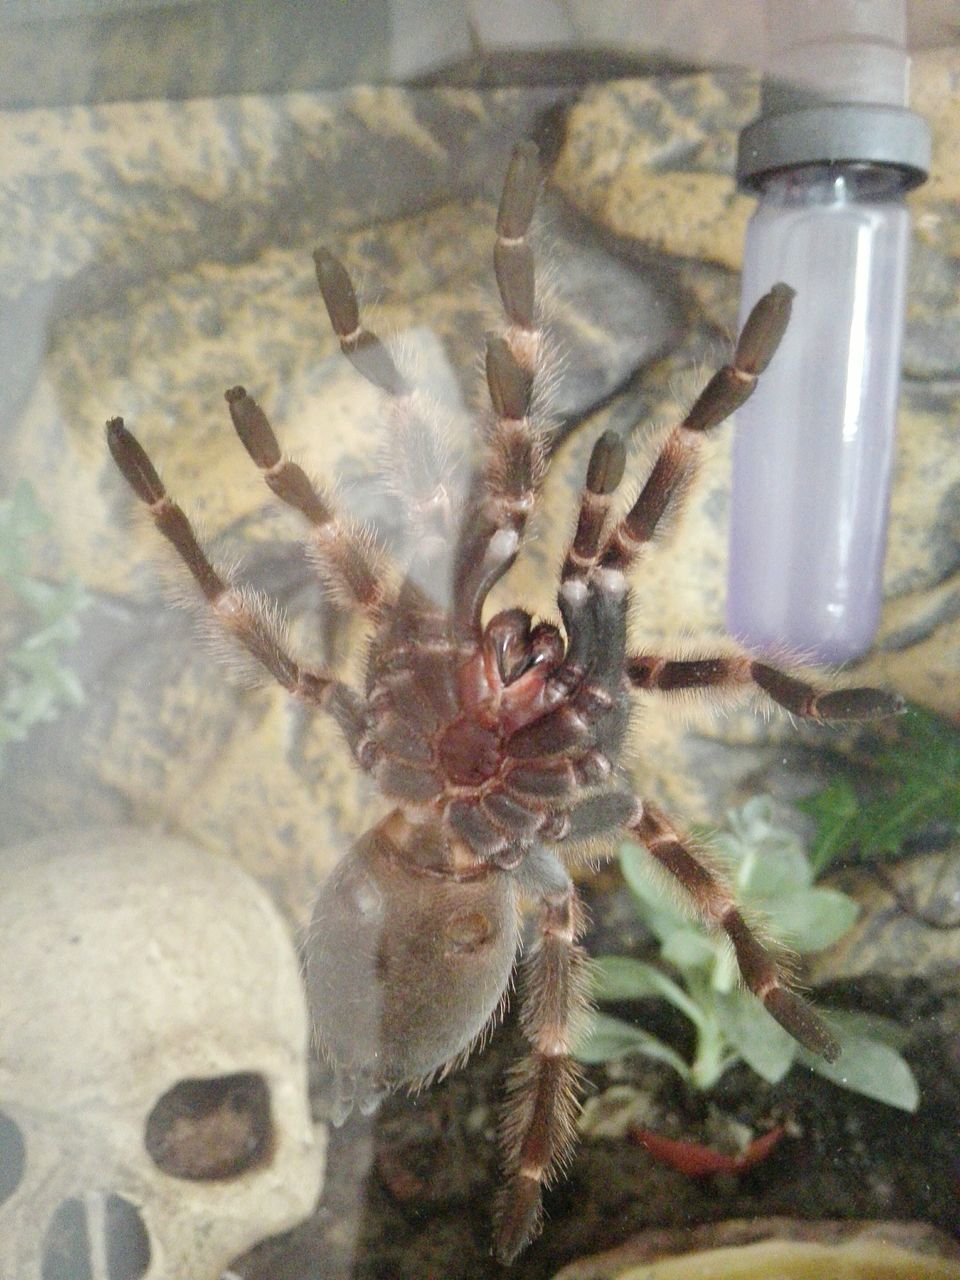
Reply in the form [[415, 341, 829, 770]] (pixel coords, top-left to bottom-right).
[[42, 1193, 150, 1280], [144, 1071, 273, 1180], [0, 1110, 25, 1205]]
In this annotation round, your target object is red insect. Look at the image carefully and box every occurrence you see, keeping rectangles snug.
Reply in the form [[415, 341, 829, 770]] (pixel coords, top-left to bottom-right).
[[107, 141, 900, 1262], [630, 1124, 787, 1177]]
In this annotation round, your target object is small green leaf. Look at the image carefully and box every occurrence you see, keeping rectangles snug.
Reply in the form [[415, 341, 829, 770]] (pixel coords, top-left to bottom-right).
[[619, 846, 686, 923], [660, 928, 718, 971], [800, 1033, 919, 1111], [573, 1011, 690, 1078], [8, 678, 57, 725], [725, 795, 777, 844], [592, 955, 671, 1000], [707, 944, 739, 994], [50, 665, 85, 707], [762, 888, 860, 952], [824, 1009, 911, 1051], [714, 991, 797, 1084], [592, 956, 705, 1026], [741, 843, 812, 898], [0, 481, 89, 775]]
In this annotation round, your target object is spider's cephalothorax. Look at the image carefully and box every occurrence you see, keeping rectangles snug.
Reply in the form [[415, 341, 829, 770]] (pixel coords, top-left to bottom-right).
[[107, 142, 902, 1263]]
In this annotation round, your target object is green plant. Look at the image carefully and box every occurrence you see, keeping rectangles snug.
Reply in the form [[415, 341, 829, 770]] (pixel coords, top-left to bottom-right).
[[798, 705, 960, 875], [0, 480, 89, 770], [576, 797, 918, 1111]]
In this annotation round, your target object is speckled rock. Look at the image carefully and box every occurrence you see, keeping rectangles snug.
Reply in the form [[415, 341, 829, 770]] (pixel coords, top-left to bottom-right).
[[806, 849, 960, 987], [3, 67, 958, 912], [0, 85, 680, 917], [549, 54, 960, 756], [552, 74, 756, 269], [553, 53, 960, 379]]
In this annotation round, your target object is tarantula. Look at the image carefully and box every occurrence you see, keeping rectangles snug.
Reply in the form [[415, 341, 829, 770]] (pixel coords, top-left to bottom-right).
[[107, 141, 901, 1263]]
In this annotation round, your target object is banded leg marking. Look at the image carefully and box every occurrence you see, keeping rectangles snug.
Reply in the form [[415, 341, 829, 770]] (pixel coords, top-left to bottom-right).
[[627, 653, 904, 721], [626, 801, 839, 1060], [225, 385, 386, 616], [495, 856, 589, 1263], [106, 418, 371, 759], [454, 141, 548, 636], [601, 284, 794, 575]]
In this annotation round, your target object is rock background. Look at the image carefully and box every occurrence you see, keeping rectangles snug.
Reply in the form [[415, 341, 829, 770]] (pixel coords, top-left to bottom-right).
[[0, 85, 681, 917], [2, 40, 959, 1280], [2, 54, 959, 923], [551, 1219, 960, 1280], [542, 57, 960, 820]]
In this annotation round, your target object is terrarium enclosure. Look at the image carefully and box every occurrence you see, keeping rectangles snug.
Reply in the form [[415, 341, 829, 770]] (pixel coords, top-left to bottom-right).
[[1, 3, 959, 1279]]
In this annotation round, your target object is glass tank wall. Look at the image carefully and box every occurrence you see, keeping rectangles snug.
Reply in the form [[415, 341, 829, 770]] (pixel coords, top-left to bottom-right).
[[1, 4, 958, 1279]]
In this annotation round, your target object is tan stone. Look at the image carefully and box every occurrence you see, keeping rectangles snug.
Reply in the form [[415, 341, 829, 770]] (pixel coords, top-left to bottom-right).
[[1, 85, 672, 911], [551, 1218, 960, 1280], [555, 51, 960, 257], [807, 850, 960, 986], [551, 59, 960, 731], [553, 76, 754, 269], [3, 70, 957, 907]]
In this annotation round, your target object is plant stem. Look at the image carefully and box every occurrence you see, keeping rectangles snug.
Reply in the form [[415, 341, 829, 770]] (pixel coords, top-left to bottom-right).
[[685, 972, 733, 1089]]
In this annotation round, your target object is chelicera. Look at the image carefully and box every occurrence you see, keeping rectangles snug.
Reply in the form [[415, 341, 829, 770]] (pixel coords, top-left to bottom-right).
[[107, 141, 901, 1263]]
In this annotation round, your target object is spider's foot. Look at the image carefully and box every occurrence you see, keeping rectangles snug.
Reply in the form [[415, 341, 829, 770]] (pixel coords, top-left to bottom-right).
[[329, 1065, 385, 1125]]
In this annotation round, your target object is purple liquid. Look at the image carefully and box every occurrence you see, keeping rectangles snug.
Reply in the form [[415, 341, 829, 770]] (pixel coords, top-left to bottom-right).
[[727, 167, 911, 664]]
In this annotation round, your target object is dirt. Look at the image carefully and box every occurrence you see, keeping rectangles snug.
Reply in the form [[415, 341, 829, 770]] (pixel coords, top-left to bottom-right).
[[235, 881, 960, 1280]]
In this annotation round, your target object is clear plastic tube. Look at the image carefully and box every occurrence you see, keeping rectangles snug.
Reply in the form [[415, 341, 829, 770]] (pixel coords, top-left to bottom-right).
[[726, 164, 911, 663]]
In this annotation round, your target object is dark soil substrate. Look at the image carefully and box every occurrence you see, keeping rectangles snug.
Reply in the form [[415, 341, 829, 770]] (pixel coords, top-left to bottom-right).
[[236, 971, 960, 1280]]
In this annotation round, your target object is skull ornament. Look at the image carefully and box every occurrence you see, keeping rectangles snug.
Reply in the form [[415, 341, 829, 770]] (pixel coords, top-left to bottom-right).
[[0, 827, 323, 1279]]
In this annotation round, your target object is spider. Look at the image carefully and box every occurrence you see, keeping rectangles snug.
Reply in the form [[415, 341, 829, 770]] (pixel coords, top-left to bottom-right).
[[107, 141, 902, 1264]]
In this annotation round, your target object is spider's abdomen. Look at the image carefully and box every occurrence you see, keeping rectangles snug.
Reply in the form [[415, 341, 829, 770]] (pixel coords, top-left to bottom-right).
[[304, 811, 519, 1113]]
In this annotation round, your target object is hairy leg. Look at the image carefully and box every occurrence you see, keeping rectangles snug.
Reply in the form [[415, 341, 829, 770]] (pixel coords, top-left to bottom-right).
[[313, 247, 459, 607], [496, 848, 589, 1263], [600, 284, 794, 576], [627, 652, 904, 720], [453, 142, 549, 636], [225, 385, 388, 617], [626, 800, 839, 1058], [106, 418, 371, 760]]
